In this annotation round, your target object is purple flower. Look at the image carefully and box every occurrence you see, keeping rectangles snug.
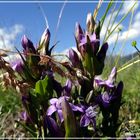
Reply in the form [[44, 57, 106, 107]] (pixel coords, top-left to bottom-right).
[[96, 91, 112, 108], [75, 22, 84, 44], [78, 33, 99, 57], [80, 105, 97, 129], [97, 42, 108, 61], [47, 96, 70, 123], [95, 67, 117, 89], [62, 79, 72, 96], [20, 111, 32, 123], [96, 81, 123, 109], [21, 111, 28, 121], [12, 61, 24, 73], [68, 49, 81, 67], [45, 116, 63, 137], [47, 96, 83, 123], [21, 35, 36, 55]]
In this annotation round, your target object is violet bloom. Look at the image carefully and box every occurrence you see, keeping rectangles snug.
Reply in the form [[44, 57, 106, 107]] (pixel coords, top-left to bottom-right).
[[68, 48, 81, 67], [97, 42, 108, 61], [96, 91, 112, 108], [95, 67, 117, 89], [96, 81, 123, 109], [21, 111, 28, 121], [21, 35, 36, 55], [20, 111, 31, 123], [62, 79, 72, 96], [12, 61, 24, 74], [80, 105, 97, 129], [45, 116, 63, 137], [75, 22, 84, 44], [79, 33, 99, 57], [79, 33, 96, 46], [47, 96, 83, 123]]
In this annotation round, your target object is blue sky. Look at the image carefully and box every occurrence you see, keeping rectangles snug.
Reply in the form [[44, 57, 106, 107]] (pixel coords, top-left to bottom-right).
[[0, 0, 140, 61]]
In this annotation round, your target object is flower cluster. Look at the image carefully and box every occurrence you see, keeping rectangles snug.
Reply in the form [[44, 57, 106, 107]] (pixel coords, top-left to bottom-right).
[[1, 12, 124, 138]]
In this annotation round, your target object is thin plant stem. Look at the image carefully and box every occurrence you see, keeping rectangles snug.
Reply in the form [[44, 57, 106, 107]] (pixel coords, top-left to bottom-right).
[[104, 1, 137, 43], [108, 1, 123, 35], [100, 0, 114, 33], [108, 29, 120, 67], [102, 1, 117, 44], [117, 59, 140, 73], [119, 54, 138, 68], [115, 7, 135, 67], [111, 30, 120, 57], [93, 0, 103, 20]]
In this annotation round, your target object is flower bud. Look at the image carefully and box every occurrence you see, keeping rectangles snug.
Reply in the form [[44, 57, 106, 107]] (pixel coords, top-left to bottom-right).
[[38, 28, 51, 55], [45, 116, 63, 137], [68, 49, 81, 67], [75, 22, 83, 44], [21, 35, 36, 55], [97, 42, 108, 61], [63, 79, 72, 96], [12, 61, 24, 73], [86, 13, 95, 34]]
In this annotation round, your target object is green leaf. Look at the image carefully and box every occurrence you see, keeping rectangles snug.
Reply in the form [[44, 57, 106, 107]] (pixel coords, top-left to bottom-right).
[[61, 98, 77, 137], [35, 75, 53, 100], [83, 53, 94, 77]]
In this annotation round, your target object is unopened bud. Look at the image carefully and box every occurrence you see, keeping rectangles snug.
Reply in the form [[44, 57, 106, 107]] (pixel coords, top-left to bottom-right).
[[86, 13, 95, 34]]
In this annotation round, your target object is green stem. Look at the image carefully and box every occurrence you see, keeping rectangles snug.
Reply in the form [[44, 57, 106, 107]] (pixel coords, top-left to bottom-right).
[[109, 1, 123, 35], [115, 6, 135, 67], [100, 0, 114, 32], [102, 1, 117, 44], [105, 1, 137, 43]]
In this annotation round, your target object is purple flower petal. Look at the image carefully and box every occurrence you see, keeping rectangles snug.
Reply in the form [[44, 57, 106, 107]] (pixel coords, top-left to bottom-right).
[[75, 22, 84, 43], [49, 98, 58, 105], [85, 106, 97, 119], [112, 81, 123, 101], [47, 105, 57, 116], [21, 111, 27, 121], [63, 79, 72, 96], [12, 61, 24, 73], [57, 110, 64, 123], [21, 35, 36, 54], [46, 116, 63, 137], [94, 67, 117, 89], [68, 49, 80, 67], [91, 40, 100, 55], [101, 92, 111, 108], [108, 67, 117, 84], [97, 42, 108, 61], [69, 103, 84, 112], [89, 33, 96, 41], [80, 114, 90, 127]]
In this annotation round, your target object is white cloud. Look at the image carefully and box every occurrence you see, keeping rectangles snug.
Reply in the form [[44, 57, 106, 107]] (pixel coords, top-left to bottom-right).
[[0, 24, 24, 51], [120, 0, 139, 15], [101, 8, 140, 45], [134, 11, 140, 20], [4, 53, 22, 65], [0, 24, 24, 63], [100, 10, 123, 40]]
